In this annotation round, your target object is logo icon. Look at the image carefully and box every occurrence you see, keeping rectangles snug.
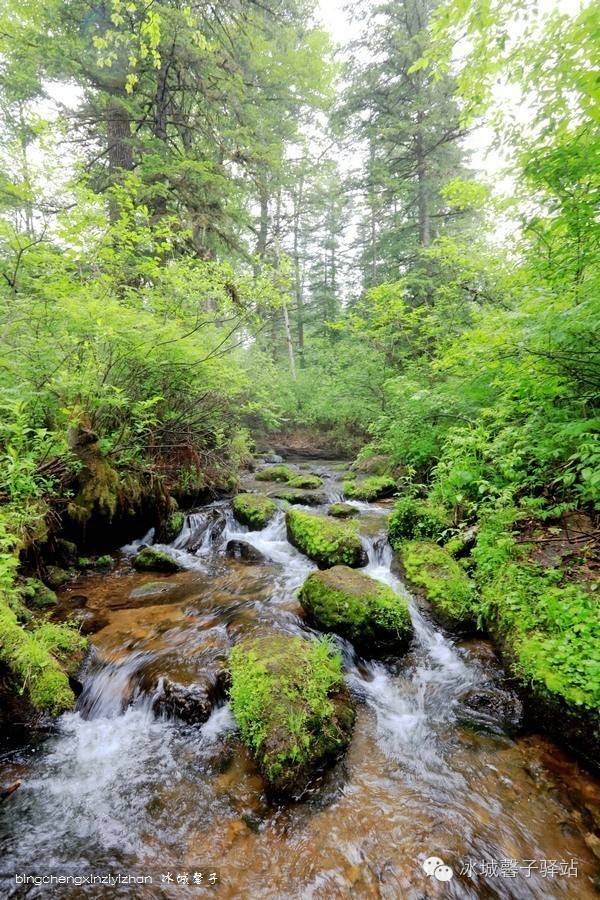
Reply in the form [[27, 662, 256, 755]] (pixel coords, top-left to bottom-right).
[[423, 856, 454, 882]]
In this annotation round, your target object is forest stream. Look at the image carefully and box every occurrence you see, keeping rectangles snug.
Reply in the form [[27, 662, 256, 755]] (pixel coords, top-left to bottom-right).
[[1, 458, 599, 899]]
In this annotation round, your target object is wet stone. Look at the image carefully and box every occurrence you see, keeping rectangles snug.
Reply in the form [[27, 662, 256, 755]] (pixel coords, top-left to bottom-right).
[[225, 540, 266, 564], [153, 673, 227, 725]]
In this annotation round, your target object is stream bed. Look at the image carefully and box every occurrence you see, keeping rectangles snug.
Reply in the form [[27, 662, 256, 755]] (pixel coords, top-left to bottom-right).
[[1, 459, 599, 898]]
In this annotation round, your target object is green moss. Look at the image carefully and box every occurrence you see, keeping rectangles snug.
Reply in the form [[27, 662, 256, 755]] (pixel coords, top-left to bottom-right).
[[68, 454, 120, 525], [95, 554, 114, 569], [21, 577, 58, 609], [232, 492, 277, 529], [0, 599, 86, 714], [401, 540, 477, 629], [133, 547, 181, 573], [299, 566, 413, 653], [287, 473, 323, 489], [268, 488, 326, 506], [328, 503, 359, 519], [474, 514, 600, 709], [286, 509, 366, 569], [388, 497, 451, 547], [229, 634, 355, 793], [255, 464, 295, 483], [343, 475, 396, 502], [163, 511, 185, 543]]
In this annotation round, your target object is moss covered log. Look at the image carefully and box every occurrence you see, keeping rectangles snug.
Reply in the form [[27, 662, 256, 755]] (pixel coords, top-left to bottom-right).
[[285, 509, 367, 569], [228, 634, 355, 794], [400, 540, 477, 631], [232, 492, 277, 529], [299, 566, 413, 654]]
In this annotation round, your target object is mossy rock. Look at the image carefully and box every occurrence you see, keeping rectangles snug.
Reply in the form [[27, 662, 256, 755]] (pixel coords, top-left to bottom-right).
[[0, 604, 87, 715], [299, 566, 413, 654], [133, 547, 182, 573], [268, 489, 326, 506], [163, 511, 185, 543], [328, 503, 359, 519], [401, 540, 477, 631], [44, 566, 71, 589], [21, 578, 58, 610], [229, 634, 355, 794], [389, 497, 451, 548], [285, 509, 367, 569], [232, 493, 277, 529], [287, 473, 323, 489], [55, 538, 78, 567], [343, 476, 396, 502], [255, 464, 295, 483]]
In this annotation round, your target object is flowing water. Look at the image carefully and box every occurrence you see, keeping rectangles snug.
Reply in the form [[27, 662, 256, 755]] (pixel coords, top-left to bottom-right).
[[1, 459, 599, 898]]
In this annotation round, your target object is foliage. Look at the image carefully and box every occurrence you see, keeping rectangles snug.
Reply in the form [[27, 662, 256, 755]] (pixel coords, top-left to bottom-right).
[[388, 497, 451, 547], [472, 510, 600, 707], [232, 493, 277, 530], [285, 509, 365, 569], [299, 565, 412, 652], [228, 633, 354, 792]]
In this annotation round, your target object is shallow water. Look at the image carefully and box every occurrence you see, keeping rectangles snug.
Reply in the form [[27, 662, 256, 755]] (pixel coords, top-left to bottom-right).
[[1, 459, 599, 898]]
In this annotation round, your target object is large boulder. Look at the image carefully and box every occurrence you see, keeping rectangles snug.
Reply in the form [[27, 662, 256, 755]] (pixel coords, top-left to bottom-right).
[[400, 540, 477, 632], [228, 634, 355, 795], [133, 547, 182, 573], [285, 509, 367, 569], [255, 464, 295, 483], [343, 476, 397, 502], [299, 566, 413, 654], [232, 493, 277, 529]]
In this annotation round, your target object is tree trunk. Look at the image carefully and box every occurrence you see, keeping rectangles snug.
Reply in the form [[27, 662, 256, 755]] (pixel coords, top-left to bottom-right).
[[293, 174, 305, 368], [416, 120, 430, 247]]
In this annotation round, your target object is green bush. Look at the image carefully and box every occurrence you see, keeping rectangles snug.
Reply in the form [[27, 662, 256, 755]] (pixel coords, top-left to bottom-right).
[[388, 497, 451, 548]]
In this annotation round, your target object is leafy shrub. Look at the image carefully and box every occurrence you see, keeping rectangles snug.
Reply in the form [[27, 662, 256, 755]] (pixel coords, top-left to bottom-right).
[[388, 497, 451, 548]]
